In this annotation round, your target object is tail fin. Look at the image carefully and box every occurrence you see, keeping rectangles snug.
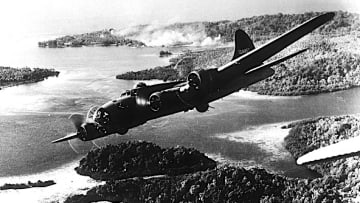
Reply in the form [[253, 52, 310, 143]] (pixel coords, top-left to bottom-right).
[[232, 29, 255, 60]]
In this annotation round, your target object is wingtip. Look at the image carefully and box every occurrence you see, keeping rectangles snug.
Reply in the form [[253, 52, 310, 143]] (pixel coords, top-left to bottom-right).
[[314, 12, 335, 26], [325, 12, 336, 20], [296, 157, 305, 165]]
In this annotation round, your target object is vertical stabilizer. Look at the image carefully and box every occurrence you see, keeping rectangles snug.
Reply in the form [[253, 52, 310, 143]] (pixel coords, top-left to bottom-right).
[[232, 29, 255, 60]]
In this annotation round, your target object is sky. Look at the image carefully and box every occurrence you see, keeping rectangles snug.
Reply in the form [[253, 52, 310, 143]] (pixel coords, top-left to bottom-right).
[[0, 0, 359, 36]]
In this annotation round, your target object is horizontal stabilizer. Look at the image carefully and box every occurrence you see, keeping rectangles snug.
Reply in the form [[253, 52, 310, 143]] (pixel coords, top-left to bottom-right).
[[297, 136, 360, 165], [246, 48, 308, 74], [52, 133, 79, 143]]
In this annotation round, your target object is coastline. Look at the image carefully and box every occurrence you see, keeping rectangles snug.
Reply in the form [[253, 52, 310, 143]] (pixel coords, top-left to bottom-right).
[[0, 120, 311, 202], [283, 114, 360, 201], [0, 67, 60, 91], [230, 90, 302, 100], [0, 78, 53, 91], [211, 122, 320, 179], [0, 161, 104, 203]]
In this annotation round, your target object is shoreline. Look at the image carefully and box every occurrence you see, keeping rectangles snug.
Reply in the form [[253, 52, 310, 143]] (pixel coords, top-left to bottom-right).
[[0, 120, 315, 202], [0, 79, 52, 91], [0, 67, 60, 91], [0, 160, 104, 203], [211, 122, 321, 179], [229, 89, 302, 100], [283, 114, 360, 201]]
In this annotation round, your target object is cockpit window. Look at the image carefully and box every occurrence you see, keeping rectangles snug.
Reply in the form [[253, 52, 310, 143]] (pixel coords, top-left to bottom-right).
[[120, 90, 130, 97], [121, 89, 137, 97], [130, 89, 137, 96], [95, 108, 110, 125], [96, 124, 107, 134]]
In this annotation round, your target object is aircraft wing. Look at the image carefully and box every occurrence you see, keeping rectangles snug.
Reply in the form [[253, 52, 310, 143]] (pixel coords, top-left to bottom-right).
[[297, 135, 360, 165], [217, 12, 335, 73]]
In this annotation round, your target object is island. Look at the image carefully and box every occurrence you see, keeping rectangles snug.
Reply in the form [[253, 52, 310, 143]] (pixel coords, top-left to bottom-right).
[[75, 141, 216, 181], [159, 50, 173, 57], [284, 115, 360, 200], [38, 29, 146, 48], [65, 141, 342, 203], [116, 11, 360, 96], [116, 64, 179, 81], [0, 180, 55, 190], [0, 66, 60, 90], [31, 10, 360, 202], [116, 48, 226, 81]]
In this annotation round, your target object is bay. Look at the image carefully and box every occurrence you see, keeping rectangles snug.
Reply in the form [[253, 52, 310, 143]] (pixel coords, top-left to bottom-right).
[[0, 36, 359, 179]]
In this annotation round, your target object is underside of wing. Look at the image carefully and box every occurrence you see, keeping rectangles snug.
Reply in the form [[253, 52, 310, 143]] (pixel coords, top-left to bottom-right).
[[297, 135, 360, 165]]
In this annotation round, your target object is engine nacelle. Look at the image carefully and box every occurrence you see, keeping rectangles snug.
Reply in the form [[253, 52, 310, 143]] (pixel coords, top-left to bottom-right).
[[187, 69, 214, 93], [187, 71, 202, 90], [149, 92, 162, 112], [195, 103, 209, 113], [134, 82, 147, 89]]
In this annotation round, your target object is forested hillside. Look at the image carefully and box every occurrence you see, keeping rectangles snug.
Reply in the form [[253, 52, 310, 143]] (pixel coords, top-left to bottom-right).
[[117, 11, 360, 96], [0, 66, 59, 89], [204, 11, 359, 42], [284, 115, 360, 200], [43, 11, 359, 47], [119, 11, 359, 46]]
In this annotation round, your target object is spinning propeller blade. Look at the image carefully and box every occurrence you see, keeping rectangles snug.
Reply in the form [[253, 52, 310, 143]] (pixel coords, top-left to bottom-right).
[[52, 114, 85, 143], [69, 114, 85, 129], [52, 133, 79, 143]]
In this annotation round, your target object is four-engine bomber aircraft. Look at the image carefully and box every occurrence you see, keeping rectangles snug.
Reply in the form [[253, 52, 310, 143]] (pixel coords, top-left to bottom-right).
[[52, 12, 335, 144]]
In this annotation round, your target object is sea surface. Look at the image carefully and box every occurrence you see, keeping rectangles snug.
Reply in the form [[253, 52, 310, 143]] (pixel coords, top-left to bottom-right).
[[0, 34, 360, 180]]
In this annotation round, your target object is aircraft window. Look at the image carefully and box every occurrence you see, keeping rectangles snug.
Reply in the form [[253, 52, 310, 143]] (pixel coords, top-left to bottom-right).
[[95, 108, 110, 125], [121, 89, 137, 97], [117, 100, 129, 109], [130, 89, 137, 96], [96, 124, 107, 134]]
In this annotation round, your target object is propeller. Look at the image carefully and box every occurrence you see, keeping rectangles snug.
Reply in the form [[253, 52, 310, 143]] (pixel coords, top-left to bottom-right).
[[51, 114, 85, 143], [52, 106, 100, 144], [52, 106, 102, 154], [69, 114, 85, 129], [52, 133, 80, 143]]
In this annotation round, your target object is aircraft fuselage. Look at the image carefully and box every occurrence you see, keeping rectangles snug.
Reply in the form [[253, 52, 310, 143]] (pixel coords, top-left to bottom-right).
[[52, 12, 335, 143]]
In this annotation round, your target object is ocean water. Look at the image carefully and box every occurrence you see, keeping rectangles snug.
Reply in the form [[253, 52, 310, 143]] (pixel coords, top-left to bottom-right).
[[0, 34, 360, 180]]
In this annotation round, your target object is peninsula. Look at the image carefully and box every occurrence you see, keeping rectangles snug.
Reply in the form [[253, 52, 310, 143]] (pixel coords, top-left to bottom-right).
[[0, 180, 55, 190], [38, 29, 146, 48], [0, 66, 60, 90]]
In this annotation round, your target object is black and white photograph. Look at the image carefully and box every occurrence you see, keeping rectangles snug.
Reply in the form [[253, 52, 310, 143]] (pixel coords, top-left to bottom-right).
[[0, 0, 359, 202]]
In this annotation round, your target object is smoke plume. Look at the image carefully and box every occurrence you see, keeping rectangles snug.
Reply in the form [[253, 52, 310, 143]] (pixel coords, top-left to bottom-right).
[[115, 23, 222, 47]]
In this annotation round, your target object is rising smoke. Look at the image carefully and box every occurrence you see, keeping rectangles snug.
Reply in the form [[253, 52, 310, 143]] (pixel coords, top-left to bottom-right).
[[115, 23, 222, 47]]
